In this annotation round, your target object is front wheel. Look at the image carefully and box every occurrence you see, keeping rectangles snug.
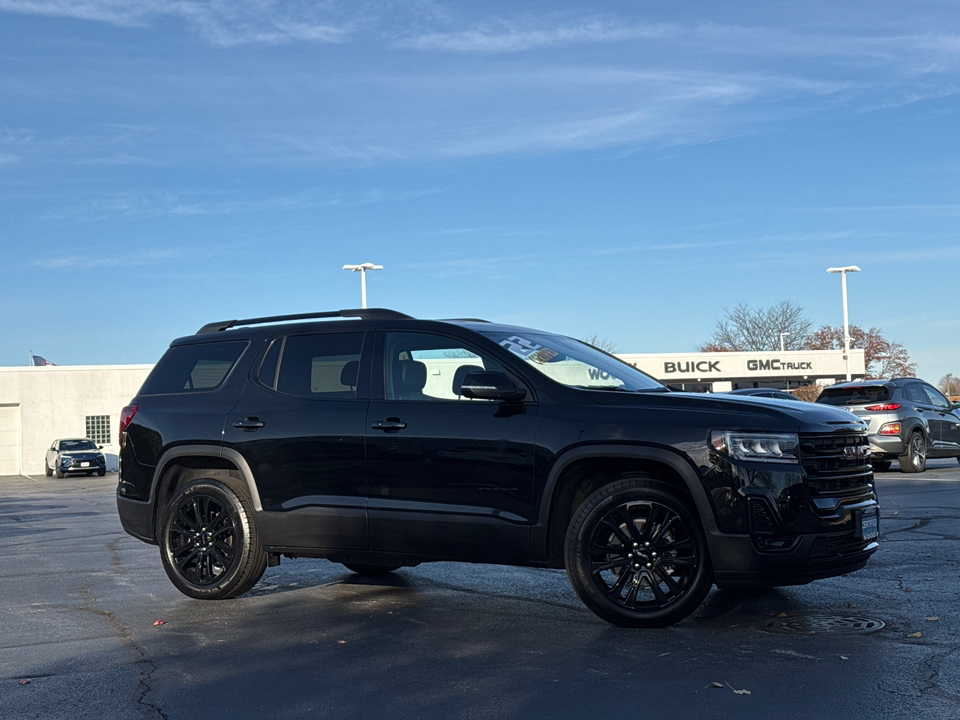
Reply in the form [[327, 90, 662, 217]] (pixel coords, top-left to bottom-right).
[[158, 478, 267, 599], [871, 460, 892, 473], [899, 432, 926, 473], [565, 477, 713, 628]]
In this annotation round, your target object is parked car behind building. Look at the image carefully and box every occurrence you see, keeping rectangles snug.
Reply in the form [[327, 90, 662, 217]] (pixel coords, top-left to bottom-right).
[[45, 438, 107, 478]]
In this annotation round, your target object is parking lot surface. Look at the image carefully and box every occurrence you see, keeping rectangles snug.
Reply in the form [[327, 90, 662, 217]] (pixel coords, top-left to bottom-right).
[[2, 461, 959, 719]]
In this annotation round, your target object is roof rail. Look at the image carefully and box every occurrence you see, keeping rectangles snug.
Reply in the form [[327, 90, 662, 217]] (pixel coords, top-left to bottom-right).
[[196, 308, 413, 335], [443, 318, 490, 323]]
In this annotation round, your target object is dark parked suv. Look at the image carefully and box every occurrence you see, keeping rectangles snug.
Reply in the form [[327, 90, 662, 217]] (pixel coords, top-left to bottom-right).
[[117, 309, 880, 627], [816, 377, 960, 473]]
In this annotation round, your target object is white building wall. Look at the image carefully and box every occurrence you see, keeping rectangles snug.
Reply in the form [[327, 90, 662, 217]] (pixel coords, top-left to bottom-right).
[[0, 366, 153, 476]]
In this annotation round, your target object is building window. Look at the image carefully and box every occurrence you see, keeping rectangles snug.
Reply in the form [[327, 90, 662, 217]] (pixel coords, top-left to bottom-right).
[[86, 415, 111, 445]]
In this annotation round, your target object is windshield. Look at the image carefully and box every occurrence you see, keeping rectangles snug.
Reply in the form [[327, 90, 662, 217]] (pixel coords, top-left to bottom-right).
[[61, 439, 97, 451], [481, 330, 665, 392]]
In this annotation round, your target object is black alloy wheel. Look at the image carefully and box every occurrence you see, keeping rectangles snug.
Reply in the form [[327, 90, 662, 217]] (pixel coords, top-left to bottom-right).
[[899, 432, 927, 473], [565, 477, 712, 628], [159, 478, 267, 599]]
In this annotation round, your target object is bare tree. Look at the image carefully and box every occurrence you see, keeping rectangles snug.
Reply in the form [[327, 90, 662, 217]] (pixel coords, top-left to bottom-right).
[[938, 374, 960, 396], [698, 301, 813, 352], [805, 325, 917, 379], [580, 334, 620, 354]]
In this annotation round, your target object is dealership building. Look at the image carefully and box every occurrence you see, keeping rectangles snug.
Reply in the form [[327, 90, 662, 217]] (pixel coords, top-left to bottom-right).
[[0, 348, 863, 477]]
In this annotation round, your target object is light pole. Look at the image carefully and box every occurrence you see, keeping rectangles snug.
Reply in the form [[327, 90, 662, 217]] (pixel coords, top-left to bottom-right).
[[826, 266, 861, 381], [342, 263, 383, 309], [779, 332, 791, 352]]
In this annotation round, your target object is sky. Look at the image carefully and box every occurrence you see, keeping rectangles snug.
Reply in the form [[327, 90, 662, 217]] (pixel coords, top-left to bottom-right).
[[1, 1, 958, 384]]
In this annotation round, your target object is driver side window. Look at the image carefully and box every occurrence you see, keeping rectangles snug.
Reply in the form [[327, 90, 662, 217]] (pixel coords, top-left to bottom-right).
[[384, 332, 502, 402]]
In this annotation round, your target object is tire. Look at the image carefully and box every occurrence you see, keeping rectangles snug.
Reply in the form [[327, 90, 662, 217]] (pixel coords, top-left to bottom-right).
[[342, 563, 402, 575], [898, 432, 927, 473], [55, 467, 64, 479], [97, 469, 107, 477], [564, 476, 713, 628], [871, 460, 892, 473], [45, 464, 52, 477], [158, 477, 267, 599]]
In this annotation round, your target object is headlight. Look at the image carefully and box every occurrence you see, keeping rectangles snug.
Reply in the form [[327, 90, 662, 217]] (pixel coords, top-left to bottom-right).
[[710, 431, 800, 463]]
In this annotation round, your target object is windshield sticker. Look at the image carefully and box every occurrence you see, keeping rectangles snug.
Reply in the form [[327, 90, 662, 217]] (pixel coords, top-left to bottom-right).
[[500, 335, 543, 357], [529, 348, 559, 365]]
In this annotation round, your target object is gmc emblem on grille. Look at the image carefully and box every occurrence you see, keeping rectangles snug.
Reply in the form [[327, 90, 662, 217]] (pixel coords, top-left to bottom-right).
[[844, 446, 867, 460]]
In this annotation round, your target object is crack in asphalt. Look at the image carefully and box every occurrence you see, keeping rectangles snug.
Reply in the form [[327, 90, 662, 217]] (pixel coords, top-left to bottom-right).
[[74, 584, 167, 719]]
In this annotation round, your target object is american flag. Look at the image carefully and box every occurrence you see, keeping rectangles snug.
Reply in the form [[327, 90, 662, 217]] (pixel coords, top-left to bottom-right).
[[32, 354, 56, 366]]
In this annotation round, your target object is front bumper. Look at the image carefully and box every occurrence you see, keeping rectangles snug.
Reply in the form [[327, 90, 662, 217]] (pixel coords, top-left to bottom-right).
[[59, 454, 106, 474]]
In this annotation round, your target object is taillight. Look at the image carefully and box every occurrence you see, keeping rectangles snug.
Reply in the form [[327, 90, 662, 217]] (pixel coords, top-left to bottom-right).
[[119, 404, 139, 445], [878, 422, 902, 436], [865, 403, 902, 411]]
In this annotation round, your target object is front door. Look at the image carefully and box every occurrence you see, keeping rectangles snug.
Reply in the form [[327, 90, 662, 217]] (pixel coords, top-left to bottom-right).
[[223, 330, 371, 550], [365, 330, 538, 561]]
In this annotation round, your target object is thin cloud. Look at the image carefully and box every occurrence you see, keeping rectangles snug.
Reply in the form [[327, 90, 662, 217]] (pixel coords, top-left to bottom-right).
[[34, 248, 183, 269], [0, 0, 354, 46]]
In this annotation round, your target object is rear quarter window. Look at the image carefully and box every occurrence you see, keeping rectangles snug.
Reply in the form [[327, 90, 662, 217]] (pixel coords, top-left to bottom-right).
[[140, 340, 248, 395], [817, 385, 891, 405]]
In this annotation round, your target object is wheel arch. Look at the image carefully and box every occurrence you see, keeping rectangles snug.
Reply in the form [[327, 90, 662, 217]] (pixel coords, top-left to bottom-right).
[[535, 445, 717, 568], [149, 446, 262, 541]]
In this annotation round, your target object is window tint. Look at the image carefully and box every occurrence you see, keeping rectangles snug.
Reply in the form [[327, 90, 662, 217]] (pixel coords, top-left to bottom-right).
[[141, 341, 248, 395], [275, 333, 364, 399], [817, 385, 891, 405], [385, 332, 503, 401], [921, 384, 950, 408], [905, 383, 928, 404]]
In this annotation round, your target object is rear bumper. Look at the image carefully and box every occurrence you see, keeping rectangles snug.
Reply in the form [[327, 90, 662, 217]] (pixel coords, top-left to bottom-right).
[[117, 495, 157, 545]]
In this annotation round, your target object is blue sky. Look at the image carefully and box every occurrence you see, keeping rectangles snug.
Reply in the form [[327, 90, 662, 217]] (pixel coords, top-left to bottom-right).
[[2, 1, 958, 383]]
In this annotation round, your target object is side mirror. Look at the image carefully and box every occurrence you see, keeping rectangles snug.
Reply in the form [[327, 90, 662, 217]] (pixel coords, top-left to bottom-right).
[[460, 371, 527, 402]]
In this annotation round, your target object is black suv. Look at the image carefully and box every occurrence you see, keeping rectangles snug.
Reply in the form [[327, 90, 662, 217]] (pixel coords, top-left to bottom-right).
[[816, 377, 960, 473], [117, 309, 879, 627]]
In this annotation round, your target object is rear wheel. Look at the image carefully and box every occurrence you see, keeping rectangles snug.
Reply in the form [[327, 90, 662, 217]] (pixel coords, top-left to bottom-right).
[[898, 432, 926, 473], [565, 476, 713, 628], [871, 460, 892, 473], [342, 563, 402, 575], [158, 477, 267, 599]]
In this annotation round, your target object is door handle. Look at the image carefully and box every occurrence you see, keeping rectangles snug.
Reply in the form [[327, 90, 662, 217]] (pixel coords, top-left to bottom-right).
[[233, 418, 265, 430], [371, 419, 407, 432]]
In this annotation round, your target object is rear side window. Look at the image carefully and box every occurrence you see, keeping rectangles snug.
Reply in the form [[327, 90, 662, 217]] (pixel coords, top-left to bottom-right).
[[817, 385, 891, 405], [272, 332, 364, 399], [140, 341, 248, 395]]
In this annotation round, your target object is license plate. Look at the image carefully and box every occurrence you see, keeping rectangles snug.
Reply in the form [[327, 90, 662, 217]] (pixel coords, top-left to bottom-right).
[[859, 509, 879, 541], [80, 462, 90, 468]]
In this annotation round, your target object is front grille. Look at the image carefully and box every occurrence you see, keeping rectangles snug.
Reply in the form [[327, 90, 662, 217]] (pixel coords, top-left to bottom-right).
[[799, 433, 873, 496], [809, 532, 874, 561]]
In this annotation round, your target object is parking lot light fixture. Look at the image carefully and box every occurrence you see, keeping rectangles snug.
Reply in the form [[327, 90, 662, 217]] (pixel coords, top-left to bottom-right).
[[826, 266, 861, 381], [779, 332, 791, 352], [343, 263, 383, 309]]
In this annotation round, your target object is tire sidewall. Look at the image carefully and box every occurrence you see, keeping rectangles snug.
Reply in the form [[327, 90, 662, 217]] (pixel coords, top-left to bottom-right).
[[565, 481, 712, 627], [158, 479, 258, 599]]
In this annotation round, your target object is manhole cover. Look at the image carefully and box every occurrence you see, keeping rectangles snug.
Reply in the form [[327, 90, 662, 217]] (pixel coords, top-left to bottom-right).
[[762, 615, 885, 635]]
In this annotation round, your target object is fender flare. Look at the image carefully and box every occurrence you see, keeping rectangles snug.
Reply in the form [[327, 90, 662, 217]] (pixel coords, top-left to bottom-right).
[[534, 444, 719, 557], [152, 445, 263, 512]]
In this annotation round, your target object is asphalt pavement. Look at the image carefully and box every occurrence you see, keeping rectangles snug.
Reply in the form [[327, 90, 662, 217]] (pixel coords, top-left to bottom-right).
[[2, 460, 959, 719]]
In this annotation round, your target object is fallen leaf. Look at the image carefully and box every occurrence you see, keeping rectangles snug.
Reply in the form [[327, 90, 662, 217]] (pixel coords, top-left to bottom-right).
[[338, 640, 347, 645], [19, 679, 32, 685], [903, 587, 912, 592], [925, 617, 939, 622], [846, 603, 858, 609], [907, 632, 923, 638], [840, 656, 849, 661], [733, 689, 752, 696], [711, 682, 725, 688], [153, 620, 165, 627], [777, 612, 788, 618]]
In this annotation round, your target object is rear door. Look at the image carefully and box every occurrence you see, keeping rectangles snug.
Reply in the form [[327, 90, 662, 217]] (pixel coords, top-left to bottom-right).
[[920, 383, 960, 454], [223, 330, 371, 550]]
